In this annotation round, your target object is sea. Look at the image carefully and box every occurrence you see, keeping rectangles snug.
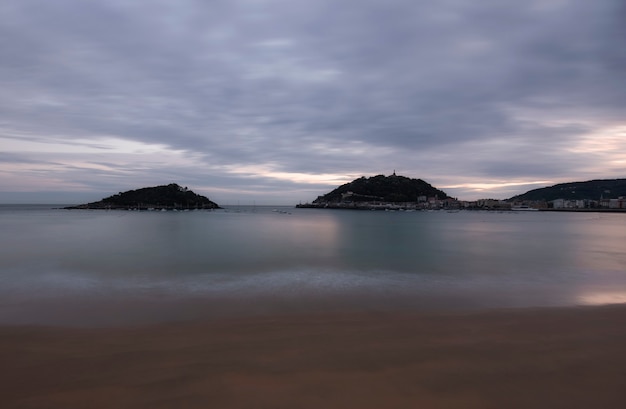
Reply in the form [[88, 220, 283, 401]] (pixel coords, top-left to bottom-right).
[[1, 204, 625, 326]]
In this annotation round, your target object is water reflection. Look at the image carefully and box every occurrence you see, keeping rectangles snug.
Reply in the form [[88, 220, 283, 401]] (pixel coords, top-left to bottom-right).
[[1, 207, 626, 325]]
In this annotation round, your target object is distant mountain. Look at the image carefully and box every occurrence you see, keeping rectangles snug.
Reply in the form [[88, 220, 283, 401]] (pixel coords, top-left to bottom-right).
[[311, 174, 450, 204], [67, 183, 220, 210], [508, 179, 626, 202]]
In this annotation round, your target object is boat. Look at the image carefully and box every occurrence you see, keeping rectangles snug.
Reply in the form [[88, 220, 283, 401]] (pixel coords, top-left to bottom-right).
[[511, 205, 539, 211]]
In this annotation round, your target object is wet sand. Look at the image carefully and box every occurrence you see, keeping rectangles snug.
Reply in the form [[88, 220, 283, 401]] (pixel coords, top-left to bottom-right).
[[1, 304, 625, 408]]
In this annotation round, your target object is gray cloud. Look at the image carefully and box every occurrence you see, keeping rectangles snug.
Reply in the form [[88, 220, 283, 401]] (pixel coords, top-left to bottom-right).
[[1, 0, 625, 203]]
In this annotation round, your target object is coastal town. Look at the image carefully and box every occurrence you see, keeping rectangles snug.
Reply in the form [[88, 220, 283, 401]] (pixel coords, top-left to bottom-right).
[[296, 196, 626, 211], [296, 174, 626, 212]]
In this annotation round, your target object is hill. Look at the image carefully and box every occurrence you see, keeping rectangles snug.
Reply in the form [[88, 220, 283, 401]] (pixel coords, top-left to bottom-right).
[[508, 179, 626, 202], [67, 183, 220, 210], [309, 174, 450, 205]]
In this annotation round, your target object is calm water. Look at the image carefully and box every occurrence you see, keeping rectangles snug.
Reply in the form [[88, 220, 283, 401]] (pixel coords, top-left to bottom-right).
[[1, 205, 625, 325]]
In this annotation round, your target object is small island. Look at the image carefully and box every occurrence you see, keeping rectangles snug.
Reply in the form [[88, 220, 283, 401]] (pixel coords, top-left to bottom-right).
[[65, 183, 220, 210]]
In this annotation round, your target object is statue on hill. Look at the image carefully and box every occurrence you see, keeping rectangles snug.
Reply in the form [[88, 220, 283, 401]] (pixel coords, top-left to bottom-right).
[[66, 183, 220, 210]]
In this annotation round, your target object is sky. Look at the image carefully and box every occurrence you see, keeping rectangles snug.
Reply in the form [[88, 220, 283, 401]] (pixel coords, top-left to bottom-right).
[[1, 0, 625, 205]]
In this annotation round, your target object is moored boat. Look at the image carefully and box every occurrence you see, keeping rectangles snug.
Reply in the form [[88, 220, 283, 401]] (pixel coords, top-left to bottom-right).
[[511, 205, 539, 211]]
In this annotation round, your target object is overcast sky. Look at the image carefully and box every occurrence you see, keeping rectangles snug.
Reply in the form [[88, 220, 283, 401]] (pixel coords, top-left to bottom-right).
[[1, 0, 625, 204]]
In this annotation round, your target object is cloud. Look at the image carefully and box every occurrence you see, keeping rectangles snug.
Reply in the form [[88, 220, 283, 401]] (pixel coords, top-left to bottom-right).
[[1, 0, 625, 203]]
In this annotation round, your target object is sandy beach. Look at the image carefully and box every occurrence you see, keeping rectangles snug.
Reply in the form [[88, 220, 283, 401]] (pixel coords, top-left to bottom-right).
[[1, 304, 625, 408]]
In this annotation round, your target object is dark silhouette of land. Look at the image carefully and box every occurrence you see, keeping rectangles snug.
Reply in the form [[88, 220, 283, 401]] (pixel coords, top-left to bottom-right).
[[508, 179, 626, 202], [298, 173, 451, 209], [65, 183, 220, 210]]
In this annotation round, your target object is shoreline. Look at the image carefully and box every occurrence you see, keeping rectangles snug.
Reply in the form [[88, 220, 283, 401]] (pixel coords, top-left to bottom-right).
[[2, 303, 625, 408], [297, 203, 626, 213]]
